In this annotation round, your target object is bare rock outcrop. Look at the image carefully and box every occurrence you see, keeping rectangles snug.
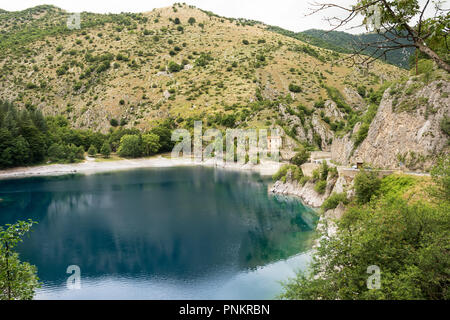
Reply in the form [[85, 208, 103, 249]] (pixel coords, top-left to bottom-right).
[[332, 79, 449, 169], [352, 80, 449, 170]]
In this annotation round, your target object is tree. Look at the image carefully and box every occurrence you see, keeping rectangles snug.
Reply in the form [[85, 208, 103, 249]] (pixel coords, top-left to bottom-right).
[[174, 17, 181, 25], [291, 147, 311, 166], [354, 169, 381, 204], [142, 133, 161, 156], [88, 145, 97, 157], [118, 134, 143, 158], [150, 121, 175, 152], [309, 0, 450, 72], [168, 61, 182, 73], [100, 141, 111, 158], [188, 17, 196, 25], [47, 143, 64, 162], [0, 220, 40, 300]]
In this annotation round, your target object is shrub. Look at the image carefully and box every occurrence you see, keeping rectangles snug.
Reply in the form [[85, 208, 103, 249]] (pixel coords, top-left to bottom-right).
[[47, 143, 64, 162], [354, 123, 370, 147], [272, 164, 303, 182], [118, 135, 143, 158], [357, 85, 366, 97], [174, 18, 181, 24], [110, 119, 119, 127], [312, 168, 320, 181], [415, 59, 433, 75], [314, 100, 325, 108], [291, 147, 310, 166], [168, 61, 183, 73], [242, 39, 249, 45], [88, 145, 97, 156], [440, 115, 450, 136], [299, 176, 310, 186], [289, 83, 302, 93], [142, 133, 161, 156], [188, 17, 196, 25], [322, 192, 349, 211], [195, 53, 213, 67], [100, 142, 111, 158], [314, 180, 327, 194], [354, 170, 381, 204]]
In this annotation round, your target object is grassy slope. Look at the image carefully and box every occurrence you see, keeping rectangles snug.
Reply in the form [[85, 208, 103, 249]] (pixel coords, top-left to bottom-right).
[[0, 4, 404, 135]]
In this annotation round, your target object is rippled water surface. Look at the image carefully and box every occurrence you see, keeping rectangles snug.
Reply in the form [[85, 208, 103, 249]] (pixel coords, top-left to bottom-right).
[[0, 167, 317, 299]]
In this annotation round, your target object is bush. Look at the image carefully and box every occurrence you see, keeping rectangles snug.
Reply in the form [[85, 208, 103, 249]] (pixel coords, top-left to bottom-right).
[[47, 143, 64, 162], [440, 115, 450, 136], [188, 17, 196, 25], [314, 100, 325, 108], [195, 53, 213, 67], [174, 18, 181, 25], [415, 59, 433, 75], [314, 180, 327, 194], [291, 148, 310, 166], [48, 143, 84, 163], [168, 61, 182, 73], [354, 123, 370, 147], [142, 133, 161, 156], [357, 85, 366, 97], [322, 192, 348, 211], [289, 83, 302, 93], [87, 145, 97, 156], [110, 119, 119, 127], [242, 39, 249, 45], [100, 142, 111, 158], [118, 135, 143, 158], [354, 170, 381, 204], [273, 164, 303, 182]]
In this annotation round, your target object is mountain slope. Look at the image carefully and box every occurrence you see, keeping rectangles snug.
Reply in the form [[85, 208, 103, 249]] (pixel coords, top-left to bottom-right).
[[0, 4, 405, 152], [268, 27, 414, 69]]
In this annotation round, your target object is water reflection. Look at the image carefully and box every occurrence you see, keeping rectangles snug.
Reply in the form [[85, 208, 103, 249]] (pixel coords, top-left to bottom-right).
[[0, 167, 317, 299]]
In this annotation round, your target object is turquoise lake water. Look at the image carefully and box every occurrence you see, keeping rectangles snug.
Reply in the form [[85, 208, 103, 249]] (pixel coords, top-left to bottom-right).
[[0, 167, 317, 299]]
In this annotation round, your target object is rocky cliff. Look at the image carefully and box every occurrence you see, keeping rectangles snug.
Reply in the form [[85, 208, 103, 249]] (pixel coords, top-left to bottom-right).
[[269, 167, 352, 208], [332, 77, 450, 170]]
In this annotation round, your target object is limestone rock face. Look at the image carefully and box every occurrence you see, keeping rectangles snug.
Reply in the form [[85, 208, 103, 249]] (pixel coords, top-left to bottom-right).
[[332, 80, 449, 169], [269, 175, 338, 208]]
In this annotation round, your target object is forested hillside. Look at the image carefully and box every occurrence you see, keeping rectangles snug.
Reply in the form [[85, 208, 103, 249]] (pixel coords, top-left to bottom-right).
[[267, 27, 415, 69]]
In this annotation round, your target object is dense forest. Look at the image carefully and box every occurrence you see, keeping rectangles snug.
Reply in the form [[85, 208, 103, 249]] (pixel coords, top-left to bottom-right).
[[0, 101, 174, 169]]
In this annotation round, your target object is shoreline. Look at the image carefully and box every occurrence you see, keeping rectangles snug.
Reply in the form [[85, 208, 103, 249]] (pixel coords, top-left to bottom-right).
[[0, 156, 283, 180]]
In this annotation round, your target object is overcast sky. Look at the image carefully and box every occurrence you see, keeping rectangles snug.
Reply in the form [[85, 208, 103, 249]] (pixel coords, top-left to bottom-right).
[[0, 0, 444, 34]]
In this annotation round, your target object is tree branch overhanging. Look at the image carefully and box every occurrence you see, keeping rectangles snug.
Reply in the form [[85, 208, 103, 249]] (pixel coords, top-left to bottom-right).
[[308, 0, 450, 72]]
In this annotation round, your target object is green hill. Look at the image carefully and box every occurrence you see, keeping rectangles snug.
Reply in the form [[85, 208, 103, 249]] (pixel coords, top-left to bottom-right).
[[267, 27, 415, 69]]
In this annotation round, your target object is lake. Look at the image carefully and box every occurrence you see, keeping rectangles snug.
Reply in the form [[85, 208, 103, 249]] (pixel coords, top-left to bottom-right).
[[0, 167, 318, 300]]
